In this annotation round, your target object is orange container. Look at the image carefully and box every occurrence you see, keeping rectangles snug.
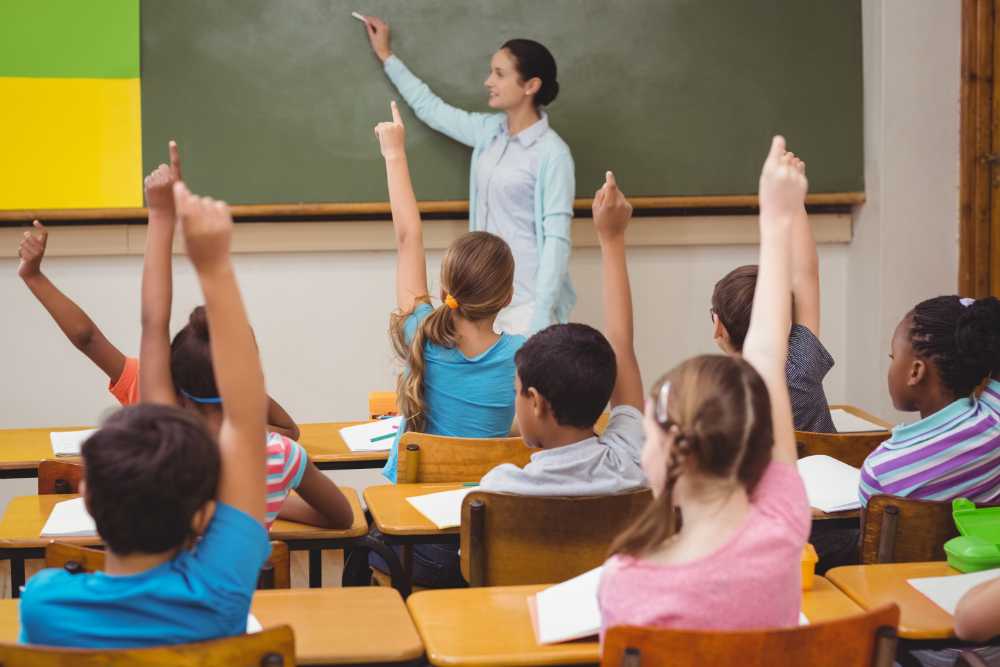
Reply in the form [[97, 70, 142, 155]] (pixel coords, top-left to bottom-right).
[[801, 543, 818, 590]]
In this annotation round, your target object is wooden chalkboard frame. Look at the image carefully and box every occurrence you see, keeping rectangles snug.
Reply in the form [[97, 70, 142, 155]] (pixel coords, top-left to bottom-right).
[[0, 192, 864, 222]]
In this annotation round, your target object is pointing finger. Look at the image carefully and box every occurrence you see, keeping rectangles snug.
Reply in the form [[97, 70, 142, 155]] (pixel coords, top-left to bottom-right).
[[390, 100, 402, 125], [767, 135, 786, 163], [169, 140, 182, 180], [605, 170, 618, 190]]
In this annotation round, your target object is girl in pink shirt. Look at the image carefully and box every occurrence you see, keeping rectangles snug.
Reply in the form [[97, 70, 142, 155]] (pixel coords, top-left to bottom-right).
[[599, 137, 812, 636]]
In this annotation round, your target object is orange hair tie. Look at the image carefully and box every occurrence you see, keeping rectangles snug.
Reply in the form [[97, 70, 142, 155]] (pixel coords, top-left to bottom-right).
[[444, 294, 460, 310]]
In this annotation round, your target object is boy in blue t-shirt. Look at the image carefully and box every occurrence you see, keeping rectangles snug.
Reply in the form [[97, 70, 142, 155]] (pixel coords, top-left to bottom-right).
[[20, 152, 271, 648]]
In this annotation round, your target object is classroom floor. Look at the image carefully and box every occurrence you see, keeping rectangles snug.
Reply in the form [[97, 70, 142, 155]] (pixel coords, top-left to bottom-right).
[[0, 551, 346, 598]]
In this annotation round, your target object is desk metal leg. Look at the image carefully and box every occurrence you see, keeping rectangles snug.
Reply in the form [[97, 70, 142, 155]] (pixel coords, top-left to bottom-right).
[[11, 558, 24, 598], [308, 549, 322, 588]]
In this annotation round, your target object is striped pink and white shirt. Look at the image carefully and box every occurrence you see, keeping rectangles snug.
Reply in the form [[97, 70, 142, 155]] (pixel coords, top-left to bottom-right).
[[859, 379, 1000, 506], [265, 432, 308, 528]]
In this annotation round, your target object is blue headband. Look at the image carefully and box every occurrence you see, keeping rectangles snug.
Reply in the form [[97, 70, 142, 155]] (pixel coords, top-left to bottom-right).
[[180, 389, 223, 405]]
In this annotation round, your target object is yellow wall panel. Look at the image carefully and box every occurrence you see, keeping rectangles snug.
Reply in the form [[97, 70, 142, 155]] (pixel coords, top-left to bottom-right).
[[0, 77, 141, 210]]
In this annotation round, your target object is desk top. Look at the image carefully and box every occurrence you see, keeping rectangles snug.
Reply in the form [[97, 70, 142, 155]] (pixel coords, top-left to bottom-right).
[[827, 562, 958, 640], [829, 404, 893, 431], [406, 576, 864, 667], [0, 422, 385, 473], [364, 483, 465, 537], [0, 489, 368, 550], [0, 588, 422, 665]]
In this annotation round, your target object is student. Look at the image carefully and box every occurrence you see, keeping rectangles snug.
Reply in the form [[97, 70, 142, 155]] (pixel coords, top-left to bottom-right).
[[369, 102, 524, 587], [479, 171, 645, 495], [598, 137, 811, 633], [709, 168, 835, 433], [16, 219, 300, 439], [21, 181, 270, 648], [359, 17, 575, 335], [859, 295, 1000, 506], [137, 144, 353, 530]]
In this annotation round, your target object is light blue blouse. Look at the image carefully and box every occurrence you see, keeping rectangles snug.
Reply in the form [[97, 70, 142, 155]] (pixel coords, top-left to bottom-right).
[[383, 55, 576, 332]]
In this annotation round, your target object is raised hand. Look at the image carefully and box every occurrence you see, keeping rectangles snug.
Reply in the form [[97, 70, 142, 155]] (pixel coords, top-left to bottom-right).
[[374, 100, 406, 160], [592, 171, 633, 242], [17, 220, 48, 279], [361, 15, 392, 63], [758, 136, 808, 224], [173, 182, 233, 275], [144, 140, 184, 216]]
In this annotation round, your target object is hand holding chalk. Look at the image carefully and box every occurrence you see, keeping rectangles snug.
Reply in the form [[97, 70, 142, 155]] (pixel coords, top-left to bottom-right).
[[592, 170, 632, 241], [360, 13, 392, 63], [374, 100, 406, 160]]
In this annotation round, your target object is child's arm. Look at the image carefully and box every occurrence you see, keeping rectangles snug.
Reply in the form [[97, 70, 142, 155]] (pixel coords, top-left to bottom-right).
[[954, 577, 1000, 642], [276, 463, 354, 528], [376, 101, 429, 313], [790, 171, 821, 336], [592, 171, 643, 411], [18, 221, 127, 381], [266, 397, 300, 440], [741, 137, 806, 465], [174, 181, 267, 522], [139, 142, 183, 405]]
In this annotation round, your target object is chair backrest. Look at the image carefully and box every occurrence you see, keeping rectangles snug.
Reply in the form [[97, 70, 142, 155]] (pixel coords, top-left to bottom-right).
[[860, 494, 988, 564], [601, 604, 900, 667], [795, 430, 887, 469], [368, 391, 399, 420], [397, 432, 534, 483], [0, 625, 295, 666], [38, 460, 84, 494], [45, 541, 291, 590], [459, 489, 653, 586]]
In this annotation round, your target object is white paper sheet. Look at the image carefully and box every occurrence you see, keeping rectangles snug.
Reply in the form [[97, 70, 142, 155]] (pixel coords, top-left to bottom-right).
[[339, 417, 403, 452], [830, 409, 888, 433], [405, 487, 475, 529], [532, 567, 604, 645], [908, 568, 1000, 615], [246, 613, 263, 634], [49, 429, 97, 457], [40, 497, 97, 537], [796, 455, 862, 512], [799, 612, 809, 625]]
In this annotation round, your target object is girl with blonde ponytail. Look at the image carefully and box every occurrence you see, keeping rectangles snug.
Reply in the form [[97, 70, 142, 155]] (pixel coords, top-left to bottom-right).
[[375, 101, 524, 488], [598, 137, 812, 634]]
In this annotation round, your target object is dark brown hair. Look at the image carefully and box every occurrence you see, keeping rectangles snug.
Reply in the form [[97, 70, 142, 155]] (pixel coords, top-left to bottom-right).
[[609, 355, 773, 557], [82, 404, 220, 555], [501, 39, 559, 107], [170, 305, 218, 407], [710, 265, 758, 351], [390, 232, 514, 432]]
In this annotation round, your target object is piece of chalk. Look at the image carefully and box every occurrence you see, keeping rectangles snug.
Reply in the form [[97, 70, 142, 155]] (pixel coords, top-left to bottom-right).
[[351, 11, 368, 23]]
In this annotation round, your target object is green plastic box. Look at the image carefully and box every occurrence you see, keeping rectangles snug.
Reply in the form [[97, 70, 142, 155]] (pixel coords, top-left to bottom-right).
[[944, 498, 1000, 573]]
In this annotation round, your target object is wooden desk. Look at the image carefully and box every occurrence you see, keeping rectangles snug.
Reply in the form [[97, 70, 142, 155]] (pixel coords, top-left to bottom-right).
[[0, 489, 369, 594], [364, 483, 464, 540], [827, 562, 959, 639], [0, 422, 387, 479], [0, 588, 423, 665], [406, 577, 864, 667]]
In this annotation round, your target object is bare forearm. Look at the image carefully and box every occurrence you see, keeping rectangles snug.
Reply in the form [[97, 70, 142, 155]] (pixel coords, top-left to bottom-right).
[[24, 273, 98, 351], [600, 236, 634, 354], [266, 397, 300, 441], [385, 155, 422, 246], [743, 217, 793, 378], [790, 205, 821, 334], [139, 215, 178, 404], [955, 580, 1000, 642]]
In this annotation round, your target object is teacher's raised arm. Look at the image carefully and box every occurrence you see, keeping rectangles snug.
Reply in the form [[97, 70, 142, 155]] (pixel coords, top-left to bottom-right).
[[360, 16, 576, 335]]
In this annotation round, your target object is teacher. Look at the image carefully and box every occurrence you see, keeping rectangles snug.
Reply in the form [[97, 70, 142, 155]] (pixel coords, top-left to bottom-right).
[[361, 16, 575, 335]]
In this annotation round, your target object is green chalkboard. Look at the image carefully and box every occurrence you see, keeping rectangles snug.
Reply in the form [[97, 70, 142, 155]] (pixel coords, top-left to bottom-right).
[[140, 0, 863, 206]]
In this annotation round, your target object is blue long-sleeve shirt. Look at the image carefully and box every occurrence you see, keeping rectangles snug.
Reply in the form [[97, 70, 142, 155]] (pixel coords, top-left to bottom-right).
[[383, 55, 576, 331]]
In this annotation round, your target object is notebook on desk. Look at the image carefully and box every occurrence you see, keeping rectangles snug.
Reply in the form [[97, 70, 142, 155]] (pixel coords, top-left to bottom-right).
[[908, 568, 1000, 614], [49, 429, 97, 457], [339, 417, 402, 452], [405, 487, 476, 529], [530, 566, 604, 645], [830, 409, 888, 433], [40, 497, 97, 537], [796, 455, 862, 512]]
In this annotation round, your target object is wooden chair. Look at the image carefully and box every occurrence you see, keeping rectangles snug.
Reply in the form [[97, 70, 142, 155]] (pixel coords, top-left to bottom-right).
[[368, 391, 399, 420], [38, 460, 84, 494], [459, 489, 653, 587], [601, 604, 900, 667], [397, 432, 534, 483], [795, 430, 886, 469], [0, 625, 294, 666], [859, 494, 1000, 564], [45, 541, 292, 590]]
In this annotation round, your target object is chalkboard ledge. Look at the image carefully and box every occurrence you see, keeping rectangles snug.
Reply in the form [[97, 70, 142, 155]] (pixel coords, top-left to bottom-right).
[[0, 213, 851, 258]]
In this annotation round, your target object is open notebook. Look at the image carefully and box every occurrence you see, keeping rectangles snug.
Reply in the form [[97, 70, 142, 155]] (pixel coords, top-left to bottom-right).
[[829, 409, 888, 433], [339, 417, 403, 453], [530, 567, 604, 645], [908, 568, 1000, 615], [40, 497, 97, 537], [796, 455, 862, 513], [49, 429, 97, 457], [405, 487, 476, 529]]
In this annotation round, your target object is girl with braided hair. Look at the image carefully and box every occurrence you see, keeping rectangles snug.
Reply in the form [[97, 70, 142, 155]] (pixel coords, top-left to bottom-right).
[[598, 137, 811, 633]]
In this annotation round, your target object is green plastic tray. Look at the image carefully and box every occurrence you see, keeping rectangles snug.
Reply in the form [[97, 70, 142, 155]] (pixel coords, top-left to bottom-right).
[[946, 499, 1000, 573]]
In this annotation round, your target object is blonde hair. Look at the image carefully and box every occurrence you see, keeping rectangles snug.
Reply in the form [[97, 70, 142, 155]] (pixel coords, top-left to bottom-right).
[[608, 355, 773, 557], [390, 232, 514, 432]]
